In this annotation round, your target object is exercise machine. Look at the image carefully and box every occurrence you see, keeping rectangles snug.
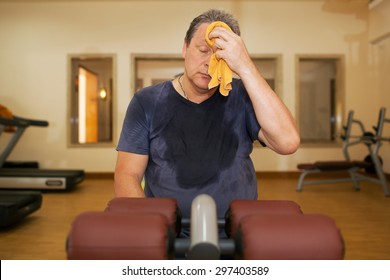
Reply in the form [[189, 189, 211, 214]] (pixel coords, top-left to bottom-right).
[[66, 195, 344, 260], [0, 114, 85, 191], [0, 190, 42, 227], [296, 107, 390, 196]]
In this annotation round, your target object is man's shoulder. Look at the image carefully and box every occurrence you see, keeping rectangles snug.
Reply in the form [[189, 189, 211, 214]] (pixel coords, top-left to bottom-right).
[[131, 80, 177, 116], [136, 80, 173, 97]]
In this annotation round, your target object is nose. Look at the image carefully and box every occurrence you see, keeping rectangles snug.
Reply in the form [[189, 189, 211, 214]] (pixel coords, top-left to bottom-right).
[[204, 53, 211, 66], [204, 57, 211, 74]]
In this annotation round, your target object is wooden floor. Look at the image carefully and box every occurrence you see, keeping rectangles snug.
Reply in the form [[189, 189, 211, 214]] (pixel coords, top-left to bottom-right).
[[1, 175, 390, 260]]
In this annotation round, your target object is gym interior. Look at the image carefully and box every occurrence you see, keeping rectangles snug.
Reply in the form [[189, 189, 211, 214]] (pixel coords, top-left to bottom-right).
[[1, 0, 390, 260]]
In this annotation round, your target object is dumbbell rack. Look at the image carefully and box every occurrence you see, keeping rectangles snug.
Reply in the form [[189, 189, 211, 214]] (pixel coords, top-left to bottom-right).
[[297, 107, 390, 196], [66, 195, 344, 260]]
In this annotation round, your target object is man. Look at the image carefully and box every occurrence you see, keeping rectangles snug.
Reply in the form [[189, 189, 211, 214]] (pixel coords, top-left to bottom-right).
[[114, 9, 300, 234]]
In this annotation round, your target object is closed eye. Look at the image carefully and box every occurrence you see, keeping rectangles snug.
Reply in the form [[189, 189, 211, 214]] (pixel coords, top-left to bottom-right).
[[199, 47, 211, 54]]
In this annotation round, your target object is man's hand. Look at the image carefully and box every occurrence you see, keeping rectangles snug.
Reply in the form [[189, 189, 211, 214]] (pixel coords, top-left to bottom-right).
[[208, 27, 254, 78]]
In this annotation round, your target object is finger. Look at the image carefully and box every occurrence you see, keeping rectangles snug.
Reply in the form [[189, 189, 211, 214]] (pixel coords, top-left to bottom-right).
[[209, 27, 231, 42], [212, 38, 224, 50], [214, 48, 229, 61]]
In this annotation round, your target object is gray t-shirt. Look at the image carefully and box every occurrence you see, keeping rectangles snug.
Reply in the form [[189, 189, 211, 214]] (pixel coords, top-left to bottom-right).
[[117, 79, 261, 221]]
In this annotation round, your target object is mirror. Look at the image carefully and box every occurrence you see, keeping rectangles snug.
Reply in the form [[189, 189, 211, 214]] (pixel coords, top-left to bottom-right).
[[297, 56, 344, 143], [132, 54, 184, 94], [131, 54, 279, 94], [68, 54, 115, 146]]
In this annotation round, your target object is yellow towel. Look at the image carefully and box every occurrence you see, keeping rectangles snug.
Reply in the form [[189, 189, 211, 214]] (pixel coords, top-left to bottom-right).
[[205, 21, 233, 96]]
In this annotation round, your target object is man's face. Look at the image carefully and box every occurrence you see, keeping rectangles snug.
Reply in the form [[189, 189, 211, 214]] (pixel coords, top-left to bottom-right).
[[182, 23, 214, 92]]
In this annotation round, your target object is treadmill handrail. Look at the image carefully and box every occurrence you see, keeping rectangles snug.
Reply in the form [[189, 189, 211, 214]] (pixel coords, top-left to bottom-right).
[[0, 116, 48, 128]]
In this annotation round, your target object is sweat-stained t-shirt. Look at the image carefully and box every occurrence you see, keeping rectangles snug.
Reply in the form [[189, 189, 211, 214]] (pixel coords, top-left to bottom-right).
[[117, 78, 261, 222]]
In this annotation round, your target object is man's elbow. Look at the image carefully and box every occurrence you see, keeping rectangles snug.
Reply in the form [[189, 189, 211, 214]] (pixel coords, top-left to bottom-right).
[[260, 130, 300, 155], [278, 133, 300, 155]]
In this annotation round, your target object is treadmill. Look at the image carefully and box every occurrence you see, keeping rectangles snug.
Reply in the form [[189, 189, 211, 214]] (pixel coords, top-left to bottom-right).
[[0, 115, 85, 191], [0, 190, 42, 227]]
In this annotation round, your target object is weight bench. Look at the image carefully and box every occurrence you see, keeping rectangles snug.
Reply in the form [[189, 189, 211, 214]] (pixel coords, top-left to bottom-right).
[[297, 108, 390, 196], [297, 160, 373, 192], [66, 195, 344, 260]]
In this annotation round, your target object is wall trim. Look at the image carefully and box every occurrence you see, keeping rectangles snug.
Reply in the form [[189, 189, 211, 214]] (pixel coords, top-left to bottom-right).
[[85, 171, 390, 180]]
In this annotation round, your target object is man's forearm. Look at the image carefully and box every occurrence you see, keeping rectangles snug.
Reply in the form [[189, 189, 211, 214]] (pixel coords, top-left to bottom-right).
[[114, 175, 145, 197]]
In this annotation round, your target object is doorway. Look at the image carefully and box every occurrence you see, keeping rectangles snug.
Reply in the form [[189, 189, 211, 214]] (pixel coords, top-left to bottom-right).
[[78, 66, 98, 143]]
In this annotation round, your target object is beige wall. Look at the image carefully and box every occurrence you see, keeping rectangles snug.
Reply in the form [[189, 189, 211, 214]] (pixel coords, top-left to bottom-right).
[[0, 0, 388, 173]]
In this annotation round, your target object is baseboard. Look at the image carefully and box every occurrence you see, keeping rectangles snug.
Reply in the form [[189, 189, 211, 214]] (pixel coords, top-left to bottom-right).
[[256, 171, 301, 179], [257, 171, 390, 180], [85, 172, 301, 180], [85, 172, 114, 179], [85, 171, 390, 180]]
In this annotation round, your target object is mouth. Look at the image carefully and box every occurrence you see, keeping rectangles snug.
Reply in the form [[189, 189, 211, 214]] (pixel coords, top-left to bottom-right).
[[201, 72, 211, 79]]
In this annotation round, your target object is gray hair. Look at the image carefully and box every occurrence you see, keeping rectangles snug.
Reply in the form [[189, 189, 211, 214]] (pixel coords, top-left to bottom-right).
[[184, 9, 240, 44]]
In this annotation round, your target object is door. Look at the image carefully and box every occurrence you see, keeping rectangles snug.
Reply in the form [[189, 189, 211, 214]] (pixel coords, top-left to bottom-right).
[[78, 66, 98, 143]]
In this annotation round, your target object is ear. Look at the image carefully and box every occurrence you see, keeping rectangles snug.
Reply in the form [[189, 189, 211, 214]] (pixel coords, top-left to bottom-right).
[[181, 40, 187, 58]]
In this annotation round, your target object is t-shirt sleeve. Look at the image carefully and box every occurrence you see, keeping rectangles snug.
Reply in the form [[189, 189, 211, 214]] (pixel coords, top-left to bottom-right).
[[116, 96, 150, 155]]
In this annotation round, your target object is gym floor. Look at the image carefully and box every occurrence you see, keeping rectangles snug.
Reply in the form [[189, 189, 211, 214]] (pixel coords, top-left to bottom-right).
[[1, 174, 390, 260]]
